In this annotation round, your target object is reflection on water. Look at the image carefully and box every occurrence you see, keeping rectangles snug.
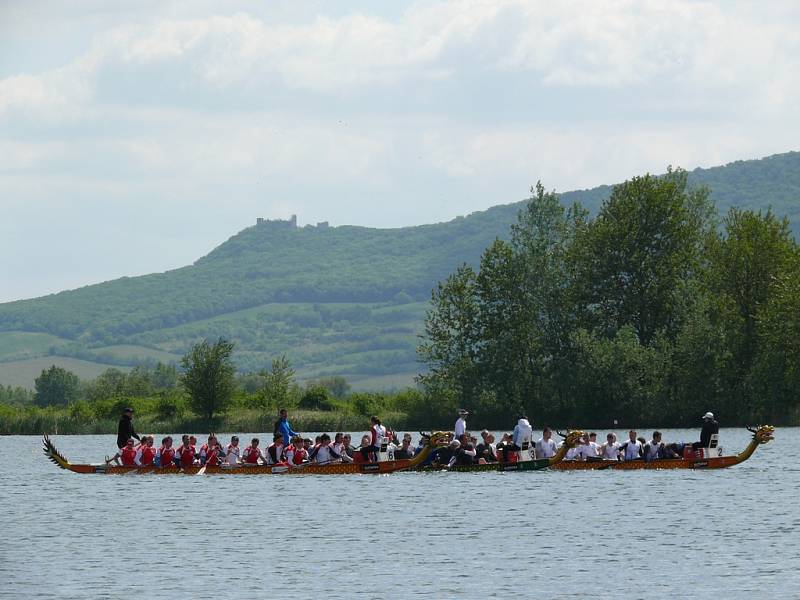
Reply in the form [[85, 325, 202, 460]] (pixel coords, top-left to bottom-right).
[[1, 428, 798, 599]]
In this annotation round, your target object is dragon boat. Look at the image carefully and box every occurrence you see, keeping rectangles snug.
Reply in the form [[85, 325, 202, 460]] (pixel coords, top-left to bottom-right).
[[414, 429, 585, 472], [42, 431, 452, 475], [552, 425, 774, 471]]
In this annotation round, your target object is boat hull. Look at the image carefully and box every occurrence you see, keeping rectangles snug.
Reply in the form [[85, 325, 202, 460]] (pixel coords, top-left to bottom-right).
[[552, 456, 743, 470], [415, 458, 553, 473], [60, 460, 416, 475]]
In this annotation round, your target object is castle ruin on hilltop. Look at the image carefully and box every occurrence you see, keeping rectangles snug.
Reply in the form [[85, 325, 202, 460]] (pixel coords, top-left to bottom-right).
[[256, 215, 330, 229]]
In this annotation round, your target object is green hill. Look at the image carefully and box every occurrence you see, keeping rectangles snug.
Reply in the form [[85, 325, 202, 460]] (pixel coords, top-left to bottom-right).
[[1, 151, 798, 389]]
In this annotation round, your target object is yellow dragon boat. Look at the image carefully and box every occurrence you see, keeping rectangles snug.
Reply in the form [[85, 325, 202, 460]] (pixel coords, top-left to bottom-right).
[[42, 431, 452, 475], [552, 426, 774, 471]]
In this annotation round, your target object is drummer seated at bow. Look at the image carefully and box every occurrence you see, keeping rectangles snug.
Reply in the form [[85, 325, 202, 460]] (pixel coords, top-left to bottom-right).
[[242, 438, 267, 465]]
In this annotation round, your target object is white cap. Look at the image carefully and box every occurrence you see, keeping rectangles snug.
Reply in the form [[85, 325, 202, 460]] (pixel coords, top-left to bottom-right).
[[703, 412, 714, 420]]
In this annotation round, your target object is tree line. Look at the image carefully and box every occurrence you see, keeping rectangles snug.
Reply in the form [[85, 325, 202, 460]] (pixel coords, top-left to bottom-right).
[[418, 169, 800, 428], [0, 343, 431, 434]]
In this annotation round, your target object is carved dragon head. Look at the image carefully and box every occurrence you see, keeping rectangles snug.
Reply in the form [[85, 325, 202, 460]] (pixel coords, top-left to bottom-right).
[[557, 429, 586, 448], [748, 425, 775, 444], [419, 431, 453, 448]]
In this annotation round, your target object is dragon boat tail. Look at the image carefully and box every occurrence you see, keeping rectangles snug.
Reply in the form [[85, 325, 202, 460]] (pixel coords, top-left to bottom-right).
[[43, 431, 452, 475], [552, 425, 774, 470]]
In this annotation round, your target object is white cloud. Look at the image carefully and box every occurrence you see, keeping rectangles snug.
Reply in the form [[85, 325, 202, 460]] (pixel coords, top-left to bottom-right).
[[1, 0, 799, 301]]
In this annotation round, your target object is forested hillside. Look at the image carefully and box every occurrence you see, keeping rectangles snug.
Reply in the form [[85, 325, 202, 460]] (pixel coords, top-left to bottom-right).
[[1, 151, 798, 389]]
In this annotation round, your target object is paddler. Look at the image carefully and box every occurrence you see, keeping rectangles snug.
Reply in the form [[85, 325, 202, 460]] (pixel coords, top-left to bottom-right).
[[242, 438, 266, 465], [135, 435, 156, 466], [106, 438, 138, 466], [157, 436, 175, 467]]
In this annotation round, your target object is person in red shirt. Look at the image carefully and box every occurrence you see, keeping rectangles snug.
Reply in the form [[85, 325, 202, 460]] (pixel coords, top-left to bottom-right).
[[285, 436, 308, 466], [157, 436, 175, 467], [242, 438, 266, 465], [202, 435, 221, 467], [199, 434, 219, 466], [136, 435, 157, 466], [106, 438, 137, 466], [178, 439, 196, 468]]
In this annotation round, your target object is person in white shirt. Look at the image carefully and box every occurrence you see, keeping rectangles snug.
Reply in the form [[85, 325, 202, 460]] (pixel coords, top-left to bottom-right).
[[621, 430, 642, 461], [454, 409, 468, 441], [576, 434, 599, 460], [588, 432, 601, 455], [513, 416, 533, 447], [600, 433, 620, 460], [503, 415, 532, 461], [535, 427, 558, 459], [225, 436, 241, 466], [332, 432, 353, 463], [644, 431, 664, 461], [309, 433, 341, 464], [565, 444, 580, 460]]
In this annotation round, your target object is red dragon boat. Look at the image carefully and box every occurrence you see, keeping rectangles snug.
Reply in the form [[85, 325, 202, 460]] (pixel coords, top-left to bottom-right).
[[552, 425, 774, 470], [42, 431, 452, 475]]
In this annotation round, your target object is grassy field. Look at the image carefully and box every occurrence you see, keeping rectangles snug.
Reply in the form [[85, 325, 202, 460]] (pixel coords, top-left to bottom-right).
[[89, 344, 180, 364], [0, 331, 70, 361], [0, 356, 131, 390]]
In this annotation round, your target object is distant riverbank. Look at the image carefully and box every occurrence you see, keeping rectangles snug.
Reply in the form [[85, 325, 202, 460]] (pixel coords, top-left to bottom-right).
[[2, 404, 795, 436], [0, 406, 411, 436]]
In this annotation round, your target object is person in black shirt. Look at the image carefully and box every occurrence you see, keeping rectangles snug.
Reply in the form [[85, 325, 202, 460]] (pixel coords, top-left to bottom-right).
[[475, 429, 497, 463], [692, 412, 719, 450], [116, 407, 140, 449]]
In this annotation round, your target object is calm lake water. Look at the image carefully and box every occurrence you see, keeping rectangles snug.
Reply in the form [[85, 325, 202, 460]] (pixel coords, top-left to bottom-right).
[[2, 427, 798, 599]]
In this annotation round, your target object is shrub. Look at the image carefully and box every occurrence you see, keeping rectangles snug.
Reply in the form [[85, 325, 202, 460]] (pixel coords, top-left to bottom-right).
[[298, 385, 334, 411]]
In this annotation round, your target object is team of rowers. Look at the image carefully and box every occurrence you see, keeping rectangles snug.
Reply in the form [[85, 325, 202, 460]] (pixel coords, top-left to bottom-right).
[[108, 406, 721, 468], [108, 410, 411, 468]]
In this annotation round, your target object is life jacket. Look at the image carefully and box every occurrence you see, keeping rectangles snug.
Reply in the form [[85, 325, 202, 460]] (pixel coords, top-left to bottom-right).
[[180, 445, 195, 467], [140, 446, 156, 466], [353, 450, 366, 464], [205, 446, 220, 466], [159, 446, 175, 466], [243, 446, 261, 464], [286, 445, 307, 465], [121, 446, 137, 466]]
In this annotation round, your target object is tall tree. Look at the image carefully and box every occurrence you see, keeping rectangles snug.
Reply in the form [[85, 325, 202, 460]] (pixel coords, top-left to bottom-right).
[[417, 264, 481, 411], [571, 169, 713, 345], [180, 338, 236, 422], [707, 208, 798, 417], [260, 355, 295, 407], [34, 365, 80, 407]]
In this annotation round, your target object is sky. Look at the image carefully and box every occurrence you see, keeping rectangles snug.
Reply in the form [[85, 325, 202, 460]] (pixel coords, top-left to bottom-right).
[[1, 0, 799, 303]]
